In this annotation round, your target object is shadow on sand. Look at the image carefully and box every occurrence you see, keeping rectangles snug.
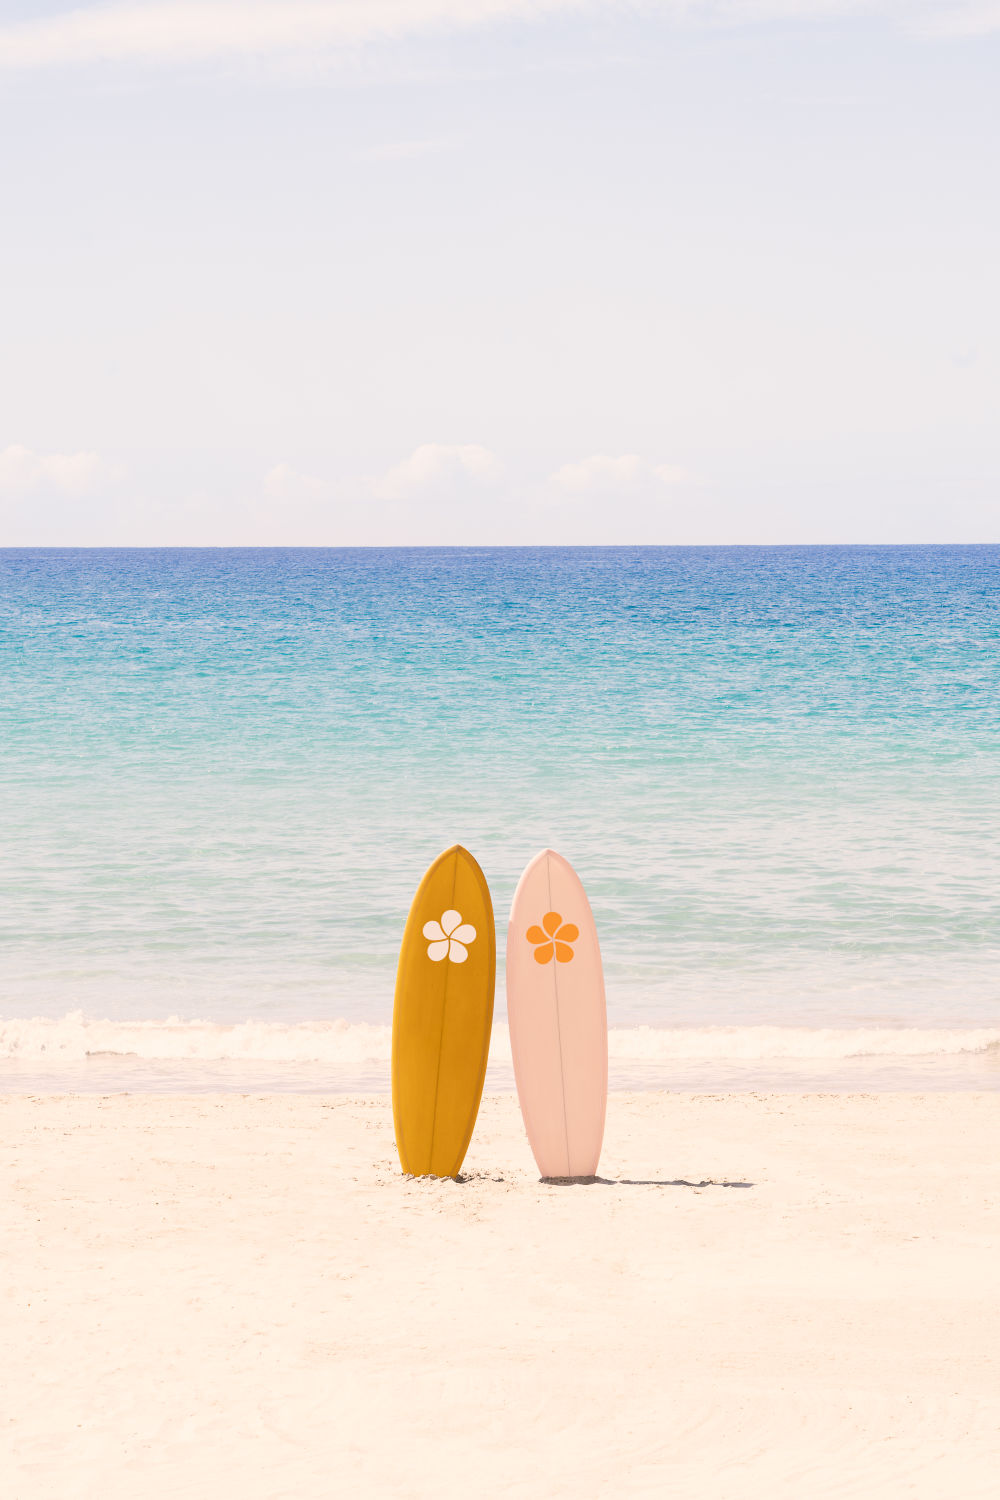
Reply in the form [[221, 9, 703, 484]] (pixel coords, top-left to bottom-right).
[[540, 1175, 754, 1189]]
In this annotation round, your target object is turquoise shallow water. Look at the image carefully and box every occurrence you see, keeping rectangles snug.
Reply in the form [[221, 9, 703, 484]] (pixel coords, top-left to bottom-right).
[[1, 546, 998, 1087]]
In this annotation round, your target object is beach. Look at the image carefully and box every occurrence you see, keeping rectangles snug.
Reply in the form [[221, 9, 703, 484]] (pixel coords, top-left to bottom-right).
[[5, 1, 1000, 1490], [4, 1090, 997, 1497]]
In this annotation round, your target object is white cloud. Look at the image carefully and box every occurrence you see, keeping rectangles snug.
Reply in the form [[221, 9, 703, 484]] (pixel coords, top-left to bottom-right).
[[685, 0, 1000, 32], [0, 444, 118, 497], [376, 442, 501, 500], [552, 453, 646, 492], [0, 1, 579, 70], [263, 461, 328, 501], [917, 1, 1000, 35], [0, 1, 993, 70], [653, 462, 695, 486], [550, 453, 697, 494]]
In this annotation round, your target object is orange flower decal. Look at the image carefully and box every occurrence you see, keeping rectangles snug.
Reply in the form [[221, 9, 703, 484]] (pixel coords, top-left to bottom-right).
[[526, 911, 579, 965]]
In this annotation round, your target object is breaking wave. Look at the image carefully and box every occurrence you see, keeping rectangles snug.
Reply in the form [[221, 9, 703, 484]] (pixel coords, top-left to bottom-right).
[[1, 1013, 998, 1065]]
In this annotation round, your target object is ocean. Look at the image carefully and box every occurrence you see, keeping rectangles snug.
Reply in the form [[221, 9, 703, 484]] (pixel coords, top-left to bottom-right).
[[2, 545, 998, 1091]]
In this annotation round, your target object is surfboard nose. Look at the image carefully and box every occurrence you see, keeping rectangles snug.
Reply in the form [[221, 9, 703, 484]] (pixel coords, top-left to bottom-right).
[[440, 842, 472, 861]]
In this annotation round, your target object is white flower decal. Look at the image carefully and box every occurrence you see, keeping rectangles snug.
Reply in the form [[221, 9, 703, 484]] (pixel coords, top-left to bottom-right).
[[423, 909, 477, 964]]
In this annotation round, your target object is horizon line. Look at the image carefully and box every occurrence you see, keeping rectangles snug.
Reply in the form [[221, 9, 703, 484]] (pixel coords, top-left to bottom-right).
[[2, 541, 999, 553]]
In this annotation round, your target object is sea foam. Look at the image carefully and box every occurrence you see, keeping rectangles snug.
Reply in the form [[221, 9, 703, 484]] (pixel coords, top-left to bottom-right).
[[1, 1013, 997, 1065]]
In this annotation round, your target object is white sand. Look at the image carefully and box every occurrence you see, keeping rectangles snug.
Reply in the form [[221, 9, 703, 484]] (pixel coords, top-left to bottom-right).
[[2, 1091, 998, 1498]]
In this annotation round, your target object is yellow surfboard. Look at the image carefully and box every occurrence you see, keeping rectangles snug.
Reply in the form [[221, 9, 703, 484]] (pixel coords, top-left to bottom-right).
[[391, 845, 495, 1178]]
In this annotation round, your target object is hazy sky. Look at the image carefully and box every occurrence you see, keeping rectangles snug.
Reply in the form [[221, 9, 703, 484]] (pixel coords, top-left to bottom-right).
[[1, 1, 997, 544]]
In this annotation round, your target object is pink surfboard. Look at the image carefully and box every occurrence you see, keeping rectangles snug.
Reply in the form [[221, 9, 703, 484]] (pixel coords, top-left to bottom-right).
[[506, 849, 608, 1179]]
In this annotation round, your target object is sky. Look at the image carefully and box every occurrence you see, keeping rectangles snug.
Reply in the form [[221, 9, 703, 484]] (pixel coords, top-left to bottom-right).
[[0, 0, 998, 545]]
